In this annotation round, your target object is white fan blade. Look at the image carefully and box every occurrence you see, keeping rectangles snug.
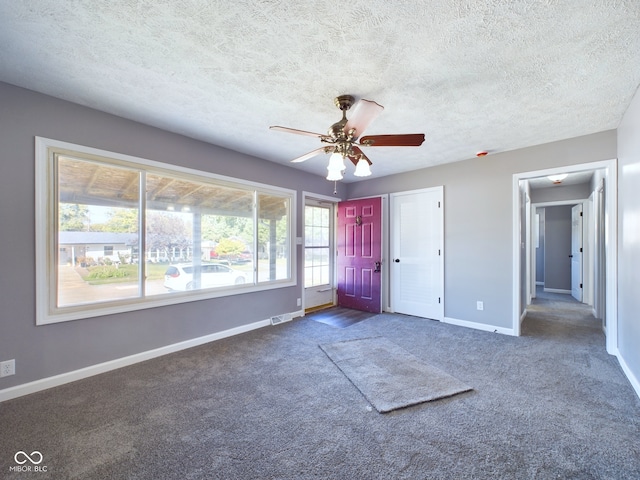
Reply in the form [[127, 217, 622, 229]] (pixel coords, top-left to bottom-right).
[[290, 147, 332, 163], [344, 99, 384, 139], [270, 126, 327, 138]]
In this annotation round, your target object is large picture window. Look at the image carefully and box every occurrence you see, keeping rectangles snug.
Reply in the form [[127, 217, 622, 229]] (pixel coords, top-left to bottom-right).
[[36, 137, 295, 324]]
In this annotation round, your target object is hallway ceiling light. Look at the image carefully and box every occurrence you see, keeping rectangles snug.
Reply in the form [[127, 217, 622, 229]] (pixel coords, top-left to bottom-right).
[[548, 173, 568, 184]]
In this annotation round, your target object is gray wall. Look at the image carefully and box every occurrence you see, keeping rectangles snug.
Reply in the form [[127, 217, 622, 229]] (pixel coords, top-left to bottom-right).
[[347, 130, 617, 328], [0, 82, 346, 389], [543, 206, 573, 291], [617, 84, 640, 389]]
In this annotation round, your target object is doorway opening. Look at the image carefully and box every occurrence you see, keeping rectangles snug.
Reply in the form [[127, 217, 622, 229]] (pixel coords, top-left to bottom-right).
[[534, 202, 587, 302], [303, 197, 336, 313], [512, 159, 617, 355]]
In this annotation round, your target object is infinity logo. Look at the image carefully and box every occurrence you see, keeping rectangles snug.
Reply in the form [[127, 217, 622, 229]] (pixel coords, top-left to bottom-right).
[[14, 451, 43, 465]]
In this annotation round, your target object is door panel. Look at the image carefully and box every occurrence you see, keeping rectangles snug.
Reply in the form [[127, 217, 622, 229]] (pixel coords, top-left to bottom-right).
[[391, 188, 443, 320], [337, 197, 382, 313]]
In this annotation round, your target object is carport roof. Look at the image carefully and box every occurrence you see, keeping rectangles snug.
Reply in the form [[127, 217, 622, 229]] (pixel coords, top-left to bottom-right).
[[58, 155, 288, 220]]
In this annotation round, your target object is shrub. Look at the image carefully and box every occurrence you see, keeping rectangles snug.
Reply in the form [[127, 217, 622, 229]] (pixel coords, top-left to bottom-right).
[[86, 265, 130, 280]]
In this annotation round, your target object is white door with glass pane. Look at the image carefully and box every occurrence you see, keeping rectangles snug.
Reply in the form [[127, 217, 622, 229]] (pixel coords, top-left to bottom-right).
[[304, 201, 335, 310]]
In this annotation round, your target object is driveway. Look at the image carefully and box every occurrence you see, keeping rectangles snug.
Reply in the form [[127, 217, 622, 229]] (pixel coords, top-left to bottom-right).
[[58, 265, 167, 307]]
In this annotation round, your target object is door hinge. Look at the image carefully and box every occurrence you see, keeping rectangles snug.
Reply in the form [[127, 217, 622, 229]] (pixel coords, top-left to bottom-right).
[[580, 211, 583, 216], [438, 249, 441, 256], [580, 283, 583, 289], [580, 247, 583, 252], [438, 201, 441, 208], [438, 297, 441, 304]]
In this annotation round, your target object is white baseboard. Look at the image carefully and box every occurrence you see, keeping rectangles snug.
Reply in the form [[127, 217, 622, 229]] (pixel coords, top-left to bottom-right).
[[0, 317, 278, 403], [616, 351, 640, 401], [543, 288, 571, 294], [443, 317, 516, 336]]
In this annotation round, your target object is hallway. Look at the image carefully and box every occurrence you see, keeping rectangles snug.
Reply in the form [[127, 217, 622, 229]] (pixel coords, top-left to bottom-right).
[[523, 287, 604, 345]]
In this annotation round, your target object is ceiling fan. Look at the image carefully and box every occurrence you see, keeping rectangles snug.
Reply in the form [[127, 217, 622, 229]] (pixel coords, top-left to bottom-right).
[[270, 95, 425, 181]]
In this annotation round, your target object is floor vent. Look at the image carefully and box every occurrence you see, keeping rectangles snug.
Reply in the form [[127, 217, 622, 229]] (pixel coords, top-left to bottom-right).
[[270, 313, 292, 325]]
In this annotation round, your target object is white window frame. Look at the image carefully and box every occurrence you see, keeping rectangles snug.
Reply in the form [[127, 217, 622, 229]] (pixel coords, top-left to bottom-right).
[[35, 137, 296, 325], [304, 201, 333, 289]]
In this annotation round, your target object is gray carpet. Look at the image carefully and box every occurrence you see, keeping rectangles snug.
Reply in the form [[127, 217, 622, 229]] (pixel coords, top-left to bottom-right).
[[1, 290, 639, 479], [320, 336, 472, 412]]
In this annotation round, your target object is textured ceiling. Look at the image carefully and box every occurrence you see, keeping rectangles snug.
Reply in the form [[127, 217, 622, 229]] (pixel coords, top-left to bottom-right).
[[1, 1, 639, 182]]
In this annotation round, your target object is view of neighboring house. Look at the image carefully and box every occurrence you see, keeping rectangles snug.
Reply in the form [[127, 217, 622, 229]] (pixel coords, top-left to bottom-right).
[[58, 232, 138, 266]]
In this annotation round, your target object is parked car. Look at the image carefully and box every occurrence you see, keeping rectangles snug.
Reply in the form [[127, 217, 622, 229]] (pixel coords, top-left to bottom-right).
[[235, 251, 253, 263], [164, 263, 246, 291]]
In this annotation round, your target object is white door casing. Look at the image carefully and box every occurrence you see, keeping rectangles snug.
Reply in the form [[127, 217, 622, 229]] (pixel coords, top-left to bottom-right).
[[571, 204, 583, 302], [303, 195, 338, 311]]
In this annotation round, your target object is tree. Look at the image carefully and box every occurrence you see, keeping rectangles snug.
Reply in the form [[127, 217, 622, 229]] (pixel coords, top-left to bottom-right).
[[104, 208, 138, 233], [202, 214, 253, 245], [59, 204, 90, 231], [215, 238, 245, 258], [146, 211, 190, 251]]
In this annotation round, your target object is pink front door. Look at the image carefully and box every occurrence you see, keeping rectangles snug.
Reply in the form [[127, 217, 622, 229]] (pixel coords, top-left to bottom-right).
[[337, 197, 382, 313]]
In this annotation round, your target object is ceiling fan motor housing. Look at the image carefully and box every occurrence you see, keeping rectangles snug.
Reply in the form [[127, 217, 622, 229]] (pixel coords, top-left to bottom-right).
[[328, 95, 355, 139], [334, 95, 355, 111]]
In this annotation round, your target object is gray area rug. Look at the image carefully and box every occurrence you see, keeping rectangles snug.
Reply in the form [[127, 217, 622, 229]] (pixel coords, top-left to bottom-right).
[[320, 336, 472, 412]]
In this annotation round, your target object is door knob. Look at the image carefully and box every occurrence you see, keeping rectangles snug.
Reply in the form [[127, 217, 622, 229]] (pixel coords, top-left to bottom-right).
[[394, 259, 400, 263]]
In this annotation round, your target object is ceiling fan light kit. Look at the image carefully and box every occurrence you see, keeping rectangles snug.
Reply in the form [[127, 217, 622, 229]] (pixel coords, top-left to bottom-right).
[[270, 95, 425, 182], [326, 168, 345, 181], [353, 158, 372, 177], [327, 151, 347, 172], [326, 152, 347, 180]]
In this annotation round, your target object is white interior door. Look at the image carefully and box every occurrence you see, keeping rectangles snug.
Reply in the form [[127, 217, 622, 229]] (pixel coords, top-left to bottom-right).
[[571, 204, 583, 302], [390, 187, 443, 320]]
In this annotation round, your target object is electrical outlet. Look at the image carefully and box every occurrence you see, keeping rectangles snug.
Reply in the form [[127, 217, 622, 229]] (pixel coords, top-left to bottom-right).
[[296, 298, 301, 307], [0, 359, 15, 377], [477, 301, 484, 311]]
